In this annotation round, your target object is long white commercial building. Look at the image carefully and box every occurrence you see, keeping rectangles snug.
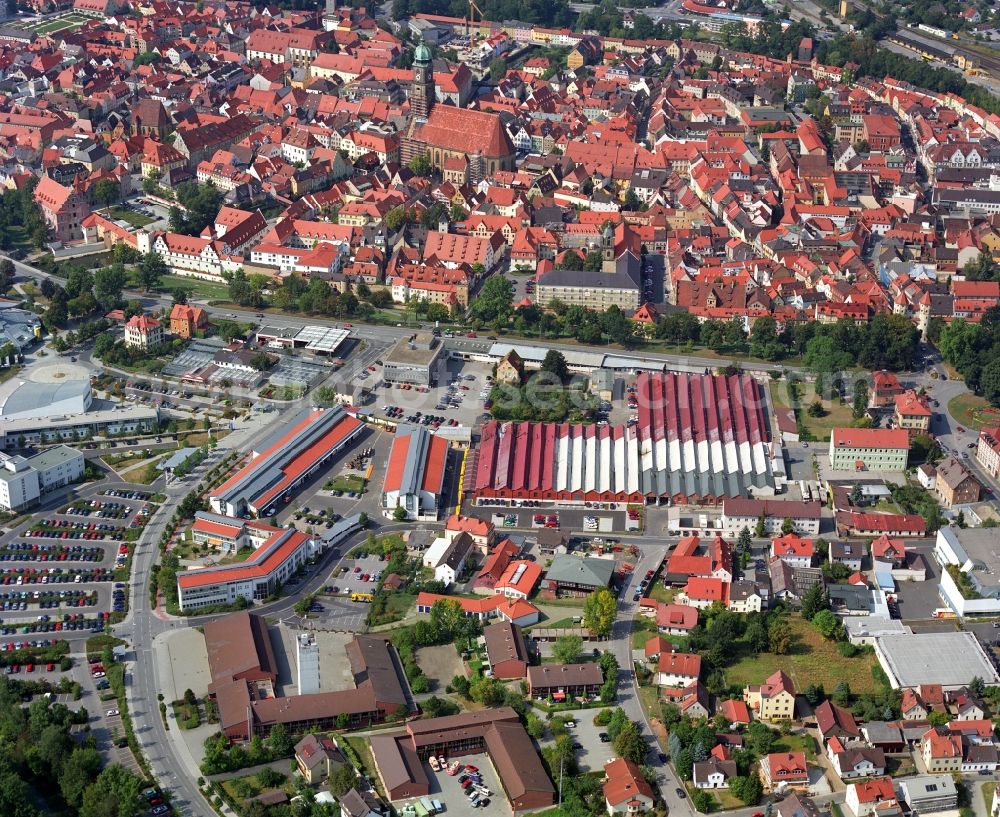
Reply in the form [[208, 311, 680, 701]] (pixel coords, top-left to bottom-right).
[[0, 445, 85, 511]]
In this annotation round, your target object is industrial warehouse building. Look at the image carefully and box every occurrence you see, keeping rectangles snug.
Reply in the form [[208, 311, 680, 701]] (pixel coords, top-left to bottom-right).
[[204, 612, 414, 742], [873, 631, 1000, 690], [382, 425, 450, 520], [210, 406, 363, 517], [369, 708, 555, 811], [472, 371, 782, 506]]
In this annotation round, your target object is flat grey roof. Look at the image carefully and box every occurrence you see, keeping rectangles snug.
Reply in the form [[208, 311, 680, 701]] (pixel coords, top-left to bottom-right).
[[0, 378, 88, 416], [875, 631, 1000, 688], [28, 445, 83, 470], [385, 334, 441, 366]]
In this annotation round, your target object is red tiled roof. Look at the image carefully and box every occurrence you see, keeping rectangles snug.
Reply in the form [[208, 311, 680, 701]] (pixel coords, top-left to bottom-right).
[[831, 428, 910, 449]]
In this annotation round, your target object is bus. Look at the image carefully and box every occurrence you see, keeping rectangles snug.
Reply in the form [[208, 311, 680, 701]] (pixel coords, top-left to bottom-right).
[[351, 592, 374, 603]]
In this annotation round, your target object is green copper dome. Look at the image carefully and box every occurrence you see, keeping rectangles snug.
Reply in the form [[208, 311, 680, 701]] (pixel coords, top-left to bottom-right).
[[414, 42, 432, 63]]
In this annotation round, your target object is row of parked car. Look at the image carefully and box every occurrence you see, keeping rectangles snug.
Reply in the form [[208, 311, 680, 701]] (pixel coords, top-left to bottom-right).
[[0, 543, 104, 562], [0, 566, 108, 584]]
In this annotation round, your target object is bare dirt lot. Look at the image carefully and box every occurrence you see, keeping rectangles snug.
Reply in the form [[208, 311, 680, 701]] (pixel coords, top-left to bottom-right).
[[416, 643, 466, 693]]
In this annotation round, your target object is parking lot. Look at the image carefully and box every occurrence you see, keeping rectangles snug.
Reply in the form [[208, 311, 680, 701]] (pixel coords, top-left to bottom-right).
[[895, 544, 945, 627], [419, 752, 504, 817], [549, 709, 616, 773], [0, 489, 152, 635], [373, 360, 495, 431], [325, 552, 387, 598]]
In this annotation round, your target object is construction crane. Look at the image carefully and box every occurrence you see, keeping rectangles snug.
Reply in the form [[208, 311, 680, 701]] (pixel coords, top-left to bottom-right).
[[466, 0, 484, 47]]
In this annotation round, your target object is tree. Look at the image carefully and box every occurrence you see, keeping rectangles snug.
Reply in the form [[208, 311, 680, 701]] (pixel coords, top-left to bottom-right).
[[583, 588, 616, 637], [730, 774, 762, 806], [489, 56, 508, 82], [385, 205, 409, 232], [831, 681, 852, 706], [613, 720, 648, 765], [812, 609, 840, 639], [138, 252, 167, 292], [469, 274, 514, 326], [849, 482, 864, 506], [266, 723, 294, 756], [852, 378, 870, 418], [0, 259, 14, 294], [768, 617, 792, 655], [407, 155, 432, 177], [250, 352, 274, 371], [329, 762, 358, 797], [553, 634, 583, 664], [801, 583, 830, 620], [540, 349, 569, 382], [392, 506, 408, 521], [754, 513, 766, 538], [746, 721, 775, 755], [737, 526, 752, 553], [93, 178, 120, 209], [982, 359, 1000, 407], [93, 265, 128, 311]]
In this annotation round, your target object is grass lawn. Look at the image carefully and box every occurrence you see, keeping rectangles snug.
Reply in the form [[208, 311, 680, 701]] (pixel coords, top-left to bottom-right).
[[4, 226, 32, 253], [170, 698, 201, 729], [772, 732, 818, 760], [0, 366, 22, 386], [343, 736, 384, 797], [149, 274, 231, 302], [887, 756, 916, 777], [327, 474, 367, 493], [722, 615, 879, 694], [106, 206, 155, 228], [983, 782, 996, 815], [218, 547, 254, 565], [947, 392, 1000, 431], [770, 379, 856, 442], [647, 583, 678, 604], [118, 454, 167, 484]]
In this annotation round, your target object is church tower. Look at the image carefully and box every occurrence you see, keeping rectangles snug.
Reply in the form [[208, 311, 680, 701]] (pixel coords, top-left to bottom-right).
[[410, 41, 435, 120], [322, 0, 338, 32]]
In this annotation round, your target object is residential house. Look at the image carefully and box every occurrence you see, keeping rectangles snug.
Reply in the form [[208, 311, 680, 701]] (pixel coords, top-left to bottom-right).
[[481, 620, 531, 680], [728, 581, 763, 613], [893, 390, 931, 438], [920, 727, 963, 773], [872, 534, 906, 568], [495, 350, 524, 385], [827, 738, 886, 781], [656, 603, 698, 635], [845, 777, 898, 817], [744, 670, 796, 721], [340, 788, 387, 817], [935, 455, 981, 507], [655, 652, 701, 688], [694, 757, 737, 789], [771, 533, 815, 568], [871, 371, 904, 409], [718, 699, 752, 727], [124, 314, 163, 350], [527, 663, 603, 701], [830, 541, 863, 572], [603, 758, 655, 816], [294, 734, 346, 784], [759, 752, 809, 792], [815, 700, 862, 742], [169, 303, 209, 338], [682, 577, 728, 609], [976, 426, 1000, 478]]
